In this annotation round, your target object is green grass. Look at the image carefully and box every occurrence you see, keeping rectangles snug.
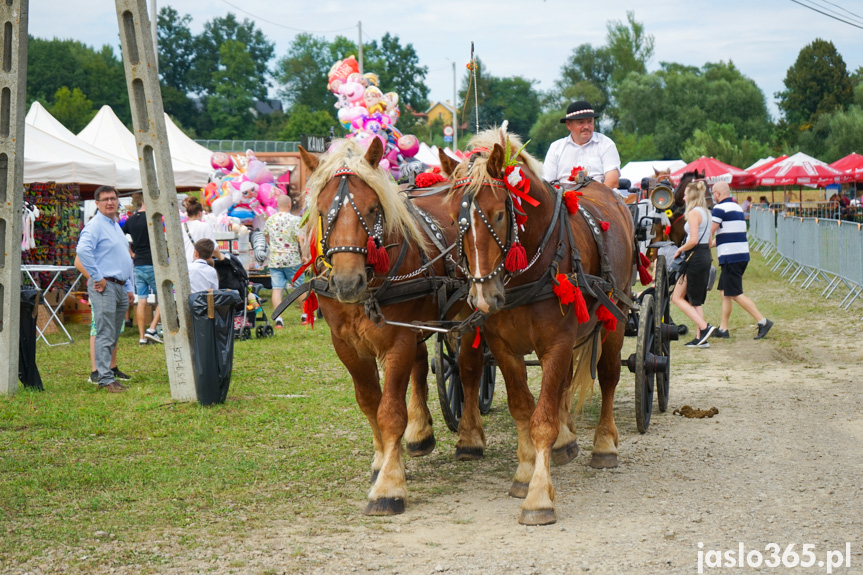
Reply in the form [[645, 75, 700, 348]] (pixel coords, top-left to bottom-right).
[[0, 253, 851, 569]]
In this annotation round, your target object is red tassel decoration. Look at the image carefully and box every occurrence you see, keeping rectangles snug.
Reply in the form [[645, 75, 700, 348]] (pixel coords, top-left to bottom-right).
[[515, 212, 528, 227], [553, 273, 576, 305], [597, 300, 618, 333], [573, 287, 590, 323], [505, 242, 527, 272], [664, 225, 671, 236], [639, 252, 651, 268], [563, 190, 582, 214], [365, 236, 378, 266], [302, 292, 319, 328], [638, 264, 653, 286], [600, 221, 610, 232], [472, 326, 481, 349], [374, 244, 390, 274]]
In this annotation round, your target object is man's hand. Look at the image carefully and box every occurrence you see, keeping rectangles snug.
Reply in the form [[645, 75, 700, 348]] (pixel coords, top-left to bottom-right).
[[93, 278, 107, 293], [128, 292, 135, 307]]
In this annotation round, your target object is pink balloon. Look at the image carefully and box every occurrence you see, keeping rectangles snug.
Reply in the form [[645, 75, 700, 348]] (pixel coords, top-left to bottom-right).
[[246, 160, 275, 185], [397, 134, 420, 158], [257, 183, 276, 208]]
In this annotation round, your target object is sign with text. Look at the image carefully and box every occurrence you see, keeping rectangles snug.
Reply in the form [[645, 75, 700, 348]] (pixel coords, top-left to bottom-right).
[[301, 134, 327, 154]]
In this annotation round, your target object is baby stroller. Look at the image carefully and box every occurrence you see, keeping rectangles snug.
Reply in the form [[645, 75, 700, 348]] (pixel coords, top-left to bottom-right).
[[214, 253, 274, 340]]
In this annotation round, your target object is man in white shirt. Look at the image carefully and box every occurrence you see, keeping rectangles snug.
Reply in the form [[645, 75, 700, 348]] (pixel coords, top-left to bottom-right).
[[189, 238, 220, 293], [542, 100, 620, 190]]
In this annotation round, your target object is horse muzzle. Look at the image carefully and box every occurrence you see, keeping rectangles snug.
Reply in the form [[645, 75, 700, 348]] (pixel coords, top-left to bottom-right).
[[329, 271, 368, 304], [468, 280, 505, 315]]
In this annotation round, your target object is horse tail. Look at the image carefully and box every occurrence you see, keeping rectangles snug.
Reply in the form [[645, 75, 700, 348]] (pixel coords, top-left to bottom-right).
[[571, 335, 602, 417]]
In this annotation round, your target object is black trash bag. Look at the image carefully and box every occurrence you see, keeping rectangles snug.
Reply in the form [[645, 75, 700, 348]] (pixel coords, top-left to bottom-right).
[[19, 287, 44, 391], [188, 289, 243, 405]]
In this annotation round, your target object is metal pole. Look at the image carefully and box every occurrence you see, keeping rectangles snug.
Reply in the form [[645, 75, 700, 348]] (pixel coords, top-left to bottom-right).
[[0, 1, 28, 396], [452, 60, 457, 152], [357, 21, 363, 75], [115, 0, 197, 401]]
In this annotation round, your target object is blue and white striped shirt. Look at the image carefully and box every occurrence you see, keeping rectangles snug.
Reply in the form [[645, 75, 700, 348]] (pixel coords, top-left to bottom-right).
[[77, 212, 134, 292], [712, 198, 749, 265]]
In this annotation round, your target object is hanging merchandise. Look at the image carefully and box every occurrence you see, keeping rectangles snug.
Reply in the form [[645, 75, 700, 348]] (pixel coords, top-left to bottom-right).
[[21, 182, 83, 290]]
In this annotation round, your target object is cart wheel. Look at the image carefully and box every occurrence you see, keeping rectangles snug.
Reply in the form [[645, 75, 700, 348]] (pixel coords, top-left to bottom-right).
[[435, 333, 463, 433], [242, 327, 252, 340], [264, 325, 275, 337], [478, 344, 496, 415], [255, 326, 264, 338], [634, 294, 657, 434], [654, 256, 671, 413]]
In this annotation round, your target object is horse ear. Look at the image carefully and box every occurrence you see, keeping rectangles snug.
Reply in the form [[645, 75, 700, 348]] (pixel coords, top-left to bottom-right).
[[488, 143, 505, 177], [299, 146, 319, 174], [365, 137, 384, 169], [438, 149, 458, 176]]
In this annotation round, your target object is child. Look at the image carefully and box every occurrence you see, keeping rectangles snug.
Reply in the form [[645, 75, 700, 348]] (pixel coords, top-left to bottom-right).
[[189, 238, 219, 293]]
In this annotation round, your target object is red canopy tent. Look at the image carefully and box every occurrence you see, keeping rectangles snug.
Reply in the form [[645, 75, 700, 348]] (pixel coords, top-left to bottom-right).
[[829, 153, 863, 182], [670, 156, 756, 188], [746, 155, 788, 177], [757, 152, 853, 186]]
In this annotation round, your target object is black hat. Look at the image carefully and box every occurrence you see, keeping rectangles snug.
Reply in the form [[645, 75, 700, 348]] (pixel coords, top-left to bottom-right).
[[560, 100, 600, 123]]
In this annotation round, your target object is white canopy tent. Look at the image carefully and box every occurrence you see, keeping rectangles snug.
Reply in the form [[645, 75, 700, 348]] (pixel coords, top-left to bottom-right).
[[163, 113, 216, 168], [619, 160, 686, 189], [78, 106, 211, 188], [24, 123, 117, 186], [26, 102, 142, 190]]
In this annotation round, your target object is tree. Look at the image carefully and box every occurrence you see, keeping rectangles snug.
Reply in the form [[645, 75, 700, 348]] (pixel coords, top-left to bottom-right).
[[277, 105, 341, 141], [527, 111, 569, 158], [776, 39, 853, 143], [49, 87, 96, 133], [157, 7, 195, 94], [679, 121, 769, 168], [554, 44, 613, 116], [205, 40, 258, 139], [797, 105, 863, 162], [610, 130, 660, 166], [275, 33, 336, 113], [605, 10, 654, 87], [190, 13, 274, 99], [363, 33, 430, 134]]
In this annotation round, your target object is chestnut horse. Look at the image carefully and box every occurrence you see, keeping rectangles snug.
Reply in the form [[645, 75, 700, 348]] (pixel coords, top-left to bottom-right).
[[439, 127, 635, 525], [299, 138, 482, 515]]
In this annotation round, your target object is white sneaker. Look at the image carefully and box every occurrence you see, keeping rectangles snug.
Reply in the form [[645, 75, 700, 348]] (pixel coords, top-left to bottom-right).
[[145, 328, 163, 344]]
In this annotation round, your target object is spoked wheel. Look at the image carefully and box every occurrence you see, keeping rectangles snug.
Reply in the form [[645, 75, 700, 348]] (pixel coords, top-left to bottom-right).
[[478, 344, 496, 415], [633, 293, 657, 434], [654, 256, 671, 413], [435, 333, 464, 433], [255, 326, 264, 338], [264, 325, 275, 337], [242, 327, 252, 340]]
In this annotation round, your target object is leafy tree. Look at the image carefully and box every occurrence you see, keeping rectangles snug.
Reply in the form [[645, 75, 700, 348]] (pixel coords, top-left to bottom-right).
[[363, 33, 430, 134], [275, 33, 336, 113], [277, 105, 341, 141], [553, 44, 613, 116], [679, 121, 769, 168], [611, 130, 660, 166], [527, 111, 569, 158], [776, 39, 853, 143], [605, 10, 654, 87], [157, 7, 195, 94], [798, 105, 863, 162], [49, 87, 96, 133], [205, 40, 258, 139], [483, 76, 541, 138], [190, 13, 274, 99]]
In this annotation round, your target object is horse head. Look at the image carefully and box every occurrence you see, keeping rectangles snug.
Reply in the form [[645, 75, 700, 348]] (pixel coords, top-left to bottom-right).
[[302, 138, 427, 303]]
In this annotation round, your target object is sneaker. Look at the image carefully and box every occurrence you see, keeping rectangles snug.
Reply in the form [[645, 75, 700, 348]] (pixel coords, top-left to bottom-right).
[[275, 318, 284, 329], [145, 328, 163, 344], [88, 371, 99, 384], [684, 337, 701, 347], [754, 319, 774, 340], [99, 382, 126, 393], [696, 324, 716, 346], [713, 329, 730, 339], [139, 338, 149, 346], [124, 318, 134, 328], [112, 367, 131, 381]]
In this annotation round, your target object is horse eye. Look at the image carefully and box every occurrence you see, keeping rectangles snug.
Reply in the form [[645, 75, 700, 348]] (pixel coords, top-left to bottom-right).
[[368, 206, 378, 216], [496, 212, 505, 223]]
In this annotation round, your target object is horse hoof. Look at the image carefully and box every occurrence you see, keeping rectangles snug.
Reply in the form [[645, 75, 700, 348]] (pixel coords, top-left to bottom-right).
[[519, 508, 557, 526], [589, 452, 619, 469], [509, 481, 529, 499], [370, 469, 379, 484], [455, 446, 484, 461], [406, 435, 436, 457], [363, 497, 405, 516], [551, 441, 579, 466]]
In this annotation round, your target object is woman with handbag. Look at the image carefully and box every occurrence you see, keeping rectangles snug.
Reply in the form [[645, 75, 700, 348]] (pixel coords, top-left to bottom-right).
[[671, 181, 716, 348]]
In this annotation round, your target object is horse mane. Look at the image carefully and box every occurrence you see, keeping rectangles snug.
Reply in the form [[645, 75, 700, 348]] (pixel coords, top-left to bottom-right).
[[304, 138, 429, 252], [447, 126, 545, 200]]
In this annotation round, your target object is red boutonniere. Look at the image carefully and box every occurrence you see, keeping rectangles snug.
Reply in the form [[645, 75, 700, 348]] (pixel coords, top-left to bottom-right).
[[568, 166, 585, 181]]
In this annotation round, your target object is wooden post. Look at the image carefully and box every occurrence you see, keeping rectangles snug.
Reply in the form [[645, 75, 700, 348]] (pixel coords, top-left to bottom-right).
[[115, 0, 197, 401], [0, 1, 28, 396]]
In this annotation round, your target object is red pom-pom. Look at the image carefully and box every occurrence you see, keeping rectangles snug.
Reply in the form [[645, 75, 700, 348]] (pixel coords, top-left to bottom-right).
[[515, 212, 528, 227], [505, 242, 527, 272], [638, 264, 653, 286], [563, 190, 582, 214], [415, 172, 446, 188], [374, 244, 390, 274], [664, 225, 671, 236], [600, 221, 610, 232], [365, 236, 378, 266], [302, 292, 319, 328], [553, 273, 577, 305], [573, 287, 590, 323], [568, 166, 585, 182], [639, 252, 651, 268], [597, 301, 618, 333], [472, 326, 481, 349]]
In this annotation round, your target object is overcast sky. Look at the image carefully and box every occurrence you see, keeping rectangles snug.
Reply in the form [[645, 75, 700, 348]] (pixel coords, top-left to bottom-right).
[[28, 0, 863, 122]]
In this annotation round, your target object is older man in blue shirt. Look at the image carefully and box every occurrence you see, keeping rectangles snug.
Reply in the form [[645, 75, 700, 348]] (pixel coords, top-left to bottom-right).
[[77, 186, 135, 392]]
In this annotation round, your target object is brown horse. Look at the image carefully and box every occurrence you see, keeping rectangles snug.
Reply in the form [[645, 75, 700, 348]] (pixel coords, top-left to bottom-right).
[[299, 138, 483, 515], [439, 127, 635, 525]]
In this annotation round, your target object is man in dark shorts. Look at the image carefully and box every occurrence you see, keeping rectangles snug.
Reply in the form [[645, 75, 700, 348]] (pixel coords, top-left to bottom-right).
[[710, 182, 774, 339], [123, 193, 163, 346]]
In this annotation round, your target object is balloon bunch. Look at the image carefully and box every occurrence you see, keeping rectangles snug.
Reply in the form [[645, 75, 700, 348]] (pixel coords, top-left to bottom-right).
[[328, 55, 420, 178], [202, 150, 285, 229]]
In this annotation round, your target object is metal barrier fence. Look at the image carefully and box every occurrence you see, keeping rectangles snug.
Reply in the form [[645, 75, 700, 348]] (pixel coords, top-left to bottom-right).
[[195, 140, 301, 153], [760, 211, 863, 310]]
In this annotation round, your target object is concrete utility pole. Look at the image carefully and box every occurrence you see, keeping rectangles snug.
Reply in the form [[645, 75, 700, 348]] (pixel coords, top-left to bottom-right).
[[0, 1, 28, 397], [452, 60, 458, 153], [357, 21, 363, 74], [115, 0, 197, 401]]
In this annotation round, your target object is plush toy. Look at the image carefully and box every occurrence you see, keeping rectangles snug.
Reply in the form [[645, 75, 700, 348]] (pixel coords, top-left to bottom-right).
[[397, 134, 420, 158]]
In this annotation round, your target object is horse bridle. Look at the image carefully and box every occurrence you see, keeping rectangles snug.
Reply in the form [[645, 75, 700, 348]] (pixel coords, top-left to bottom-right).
[[451, 168, 519, 284], [319, 167, 385, 264]]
